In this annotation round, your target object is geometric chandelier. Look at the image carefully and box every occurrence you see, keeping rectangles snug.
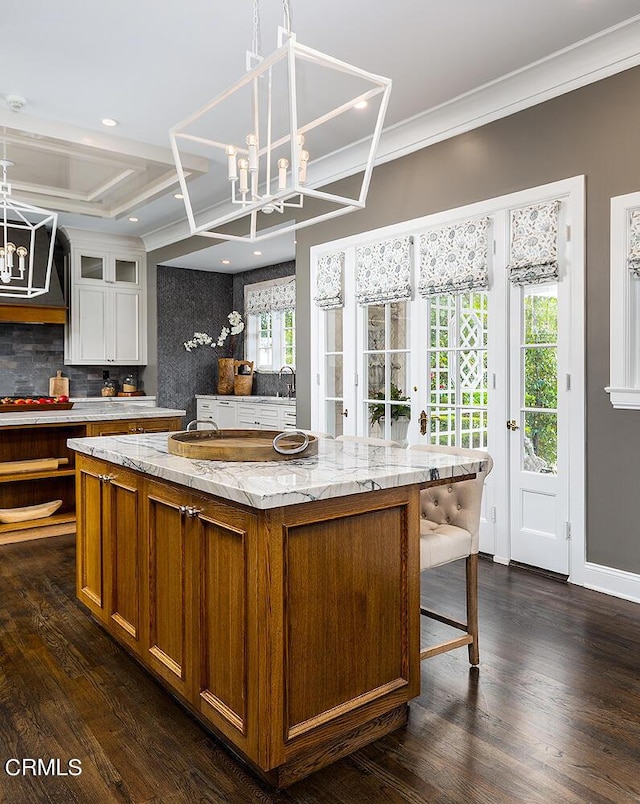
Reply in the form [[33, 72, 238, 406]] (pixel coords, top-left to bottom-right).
[[0, 158, 58, 299], [169, 0, 392, 243]]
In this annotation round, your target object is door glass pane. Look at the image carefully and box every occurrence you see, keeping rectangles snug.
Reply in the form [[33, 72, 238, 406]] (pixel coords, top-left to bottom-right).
[[367, 306, 385, 350], [325, 308, 343, 352], [524, 285, 558, 344], [426, 292, 489, 448], [430, 408, 455, 446], [524, 347, 557, 408], [363, 302, 411, 444], [325, 355, 343, 397], [460, 350, 487, 407], [523, 412, 557, 474], [430, 350, 454, 407], [522, 284, 558, 473], [80, 254, 104, 280], [367, 355, 385, 397], [430, 296, 453, 348], [327, 401, 345, 437], [461, 408, 488, 449], [390, 353, 409, 399], [390, 301, 409, 350], [115, 259, 138, 283]]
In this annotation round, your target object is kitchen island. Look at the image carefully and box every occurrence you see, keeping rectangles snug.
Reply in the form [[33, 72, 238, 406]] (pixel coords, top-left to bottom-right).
[[0, 404, 184, 545], [69, 432, 486, 788]]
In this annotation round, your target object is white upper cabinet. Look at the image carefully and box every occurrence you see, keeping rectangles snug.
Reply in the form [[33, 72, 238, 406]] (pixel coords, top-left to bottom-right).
[[63, 229, 147, 366]]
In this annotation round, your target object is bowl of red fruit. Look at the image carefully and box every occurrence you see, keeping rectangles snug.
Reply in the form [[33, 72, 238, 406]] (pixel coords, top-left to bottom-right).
[[0, 396, 74, 412]]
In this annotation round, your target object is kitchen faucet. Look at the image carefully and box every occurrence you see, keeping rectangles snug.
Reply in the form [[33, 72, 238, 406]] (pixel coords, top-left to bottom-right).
[[279, 365, 296, 398]]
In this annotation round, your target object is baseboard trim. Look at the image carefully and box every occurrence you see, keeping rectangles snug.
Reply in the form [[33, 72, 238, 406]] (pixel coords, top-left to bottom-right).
[[582, 562, 640, 605]]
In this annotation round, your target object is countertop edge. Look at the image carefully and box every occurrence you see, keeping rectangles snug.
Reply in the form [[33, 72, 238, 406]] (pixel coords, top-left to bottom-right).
[[67, 434, 485, 511]]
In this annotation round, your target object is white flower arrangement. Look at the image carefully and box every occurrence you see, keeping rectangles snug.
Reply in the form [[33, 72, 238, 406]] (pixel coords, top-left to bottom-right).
[[184, 311, 245, 357]]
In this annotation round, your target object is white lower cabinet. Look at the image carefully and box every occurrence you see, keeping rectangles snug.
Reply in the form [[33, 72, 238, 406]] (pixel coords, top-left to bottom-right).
[[196, 396, 296, 430]]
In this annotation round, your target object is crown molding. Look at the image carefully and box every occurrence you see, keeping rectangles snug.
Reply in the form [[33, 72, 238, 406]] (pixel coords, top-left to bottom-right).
[[142, 14, 640, 252]]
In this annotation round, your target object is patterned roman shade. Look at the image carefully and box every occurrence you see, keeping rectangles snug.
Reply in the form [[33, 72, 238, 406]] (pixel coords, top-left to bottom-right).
[[507, 200, 560, 286], [628, 209, 640, 277], [314, 251, 344, 309], [245, 278, 296, 315], [418, 217, 490, 297], [355, 236, 413, 305]]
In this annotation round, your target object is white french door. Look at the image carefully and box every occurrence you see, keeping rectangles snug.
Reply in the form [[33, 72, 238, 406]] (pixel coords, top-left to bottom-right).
[[310, 177, 584, 579], [507, 284, 571, 574]]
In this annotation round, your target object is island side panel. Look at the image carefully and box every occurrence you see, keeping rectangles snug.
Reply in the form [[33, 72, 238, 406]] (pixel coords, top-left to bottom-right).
[[260, 486, 421, 776]]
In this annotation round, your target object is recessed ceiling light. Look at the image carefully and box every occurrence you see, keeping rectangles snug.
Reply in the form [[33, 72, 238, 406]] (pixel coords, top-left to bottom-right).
[[221, 259, 231, 265], [128, 216, 139, 222], [354, 100, 368, 110], [253, 250, 262, 256], [101, 118, 118, 127], [174, 192, 184, 199]]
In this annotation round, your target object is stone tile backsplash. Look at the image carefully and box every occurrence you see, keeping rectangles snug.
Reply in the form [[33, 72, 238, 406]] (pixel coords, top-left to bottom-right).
[[0, 323, 139, 397]]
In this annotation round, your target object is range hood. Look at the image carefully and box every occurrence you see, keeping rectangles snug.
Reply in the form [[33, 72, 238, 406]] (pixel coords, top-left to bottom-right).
[[0, 228, 67, 324]]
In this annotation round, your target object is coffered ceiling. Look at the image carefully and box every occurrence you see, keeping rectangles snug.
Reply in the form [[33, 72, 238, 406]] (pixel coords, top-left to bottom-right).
[[1, 1, 640, 272]]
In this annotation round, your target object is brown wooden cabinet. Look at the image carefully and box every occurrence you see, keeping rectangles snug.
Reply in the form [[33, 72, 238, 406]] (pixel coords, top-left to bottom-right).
[[75, 453, 421, 788], [0, 416, 182, 545], [76, 456, 143, 654], [85, 416, 183, 437]]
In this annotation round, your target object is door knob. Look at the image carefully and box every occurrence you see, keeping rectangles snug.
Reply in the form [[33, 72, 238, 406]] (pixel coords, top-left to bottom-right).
[[419, 410, 428, 436], [341, 408, 348, 417], [506, 420, 520, 431]]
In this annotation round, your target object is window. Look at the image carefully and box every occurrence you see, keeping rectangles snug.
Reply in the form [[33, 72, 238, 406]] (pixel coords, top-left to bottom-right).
[[244, 277, 296, 372]]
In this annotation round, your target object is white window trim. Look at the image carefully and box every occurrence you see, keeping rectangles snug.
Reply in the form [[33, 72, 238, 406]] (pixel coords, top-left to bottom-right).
[[244, 275, 296, 373], [607, 190, 640, 409]]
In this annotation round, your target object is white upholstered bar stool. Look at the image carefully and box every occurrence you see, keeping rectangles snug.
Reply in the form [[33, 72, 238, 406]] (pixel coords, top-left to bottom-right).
[[409, 444, 493, 666], [336, 434, 399, 447]]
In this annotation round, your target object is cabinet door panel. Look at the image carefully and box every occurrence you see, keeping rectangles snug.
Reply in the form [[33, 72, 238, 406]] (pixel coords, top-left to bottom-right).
[[76, 463, 106, 619], [145, 486, 195, 698], [213, 401, 237, 429], [113, 289, 141, 363], [108, 471, 141, 649], [75, 287, 107, 362], [198, 512, 248, 735]]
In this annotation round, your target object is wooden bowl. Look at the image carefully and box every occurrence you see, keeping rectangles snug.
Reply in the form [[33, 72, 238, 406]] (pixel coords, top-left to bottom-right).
[[168, 429, 318, 462], [0, 500, 63, 524]]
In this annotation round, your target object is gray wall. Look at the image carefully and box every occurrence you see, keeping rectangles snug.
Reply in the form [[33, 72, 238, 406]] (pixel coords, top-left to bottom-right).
[[0, 323, 139, 397], [156, 265, 233, 422], [295, 65, 640, 575]]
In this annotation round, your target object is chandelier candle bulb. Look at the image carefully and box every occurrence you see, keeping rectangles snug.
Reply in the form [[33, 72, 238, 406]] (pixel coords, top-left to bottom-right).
[[246, 133, 258, 172], [238, 158, 249, 194], [17, 246, 27, 273], [278, 158, 289, 190], [226, 145, 237, 180], [299, 149, 309, 185], [6, 242, 15, 269]]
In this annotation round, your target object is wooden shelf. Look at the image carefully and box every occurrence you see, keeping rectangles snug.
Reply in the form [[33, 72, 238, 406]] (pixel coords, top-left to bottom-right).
[[0, 469, 75, 484], [0, 512, 75, 535]]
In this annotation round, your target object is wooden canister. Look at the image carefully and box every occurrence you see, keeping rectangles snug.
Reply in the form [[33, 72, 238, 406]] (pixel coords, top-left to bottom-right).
[[217, 358, 236, 395], [234, 360, 254, 396]]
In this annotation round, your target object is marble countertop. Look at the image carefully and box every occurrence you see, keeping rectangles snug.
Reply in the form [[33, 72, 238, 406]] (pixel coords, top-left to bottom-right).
[[0, 404, 185, 427], [67, 432, 487, 510], [196, 395, 296, 406]]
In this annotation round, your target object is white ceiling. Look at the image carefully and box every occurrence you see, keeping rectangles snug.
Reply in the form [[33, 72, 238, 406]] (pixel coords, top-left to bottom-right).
[[2, 0, 640, 273]]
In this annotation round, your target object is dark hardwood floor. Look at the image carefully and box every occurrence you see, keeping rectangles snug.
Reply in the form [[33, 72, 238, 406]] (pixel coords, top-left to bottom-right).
[[1, 536, 639, 803]]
